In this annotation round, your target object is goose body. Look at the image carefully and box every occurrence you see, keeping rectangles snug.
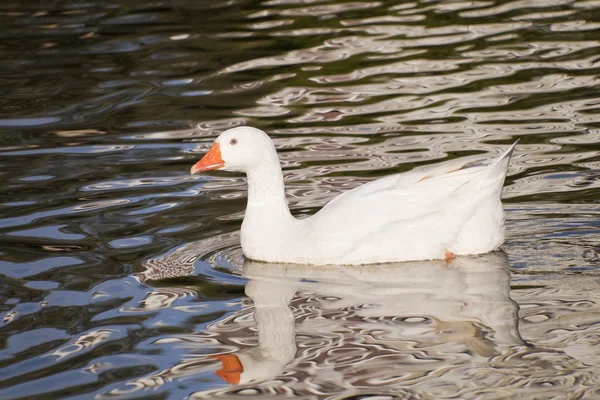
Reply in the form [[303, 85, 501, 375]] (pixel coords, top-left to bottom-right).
[[191, 127, 516, 265]]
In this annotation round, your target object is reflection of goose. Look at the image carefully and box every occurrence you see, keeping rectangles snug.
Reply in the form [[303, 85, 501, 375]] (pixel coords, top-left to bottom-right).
[[190, 126, 517, 264], [213, 280, 296, 384], [212, 252, 525, 384]]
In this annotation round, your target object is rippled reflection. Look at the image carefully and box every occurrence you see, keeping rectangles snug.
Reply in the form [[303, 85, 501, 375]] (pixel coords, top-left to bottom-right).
[[105, 251, 600, 399], [220, 254, 524, 386]]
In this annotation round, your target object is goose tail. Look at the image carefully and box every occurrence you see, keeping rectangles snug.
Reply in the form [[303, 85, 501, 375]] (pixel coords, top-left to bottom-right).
[[491, 139, 519, 170]]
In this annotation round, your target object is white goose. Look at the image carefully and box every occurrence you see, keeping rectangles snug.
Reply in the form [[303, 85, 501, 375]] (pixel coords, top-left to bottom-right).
[[190, 126, 517, 265]]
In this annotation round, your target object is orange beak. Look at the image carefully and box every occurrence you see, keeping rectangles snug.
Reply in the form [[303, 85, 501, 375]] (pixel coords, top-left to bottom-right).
[[190, 142, 224, 174], [211, 354, 243, 384]]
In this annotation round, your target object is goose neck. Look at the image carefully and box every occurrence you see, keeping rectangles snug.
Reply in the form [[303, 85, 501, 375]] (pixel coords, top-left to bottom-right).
[[245, 162, 289, 210]]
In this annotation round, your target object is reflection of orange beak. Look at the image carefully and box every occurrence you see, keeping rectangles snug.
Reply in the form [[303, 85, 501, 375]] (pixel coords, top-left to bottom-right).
[[190, 142, 224, 174], [211, 354, 243, 384]]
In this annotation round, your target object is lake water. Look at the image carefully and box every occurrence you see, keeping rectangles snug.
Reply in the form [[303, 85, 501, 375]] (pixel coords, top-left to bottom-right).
[[1, 0, 600, 398]]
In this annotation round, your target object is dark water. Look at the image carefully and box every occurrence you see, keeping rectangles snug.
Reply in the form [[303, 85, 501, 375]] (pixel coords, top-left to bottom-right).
[[1, 0, 600, 398]]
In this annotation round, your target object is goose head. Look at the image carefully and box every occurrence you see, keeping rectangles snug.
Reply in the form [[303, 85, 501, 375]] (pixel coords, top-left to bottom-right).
[[190, 126, 277, 174]]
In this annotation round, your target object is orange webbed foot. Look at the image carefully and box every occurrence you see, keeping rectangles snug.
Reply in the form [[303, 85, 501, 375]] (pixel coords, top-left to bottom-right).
[[444, 250, 456, 263]]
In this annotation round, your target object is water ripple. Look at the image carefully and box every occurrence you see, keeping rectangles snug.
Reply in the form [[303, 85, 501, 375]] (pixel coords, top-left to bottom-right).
[[3, 0, 600, 398]]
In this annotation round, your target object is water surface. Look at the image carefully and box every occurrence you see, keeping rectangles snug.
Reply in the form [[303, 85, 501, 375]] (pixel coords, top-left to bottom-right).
[[1, 0, 600, 398]]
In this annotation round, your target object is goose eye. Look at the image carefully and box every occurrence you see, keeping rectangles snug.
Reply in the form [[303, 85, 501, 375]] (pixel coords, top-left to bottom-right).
[[230, 138, 238, 146]]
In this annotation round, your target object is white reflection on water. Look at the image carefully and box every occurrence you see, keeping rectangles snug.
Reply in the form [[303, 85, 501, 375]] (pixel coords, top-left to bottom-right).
[[121, 250, 600, 399]]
